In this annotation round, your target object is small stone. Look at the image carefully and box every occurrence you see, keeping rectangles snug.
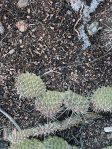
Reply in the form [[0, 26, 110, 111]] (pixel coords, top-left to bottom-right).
[[19, 39, 22, 44], [8, 49, 15, 55], [27, 8, 30, 14], [66, 10, 72, 15], [104, 127, 112, 132], [50, 26, 54, 30], [16, 20, 28, 32], [17, 0, 29, 8], [87, 21, 102, 36], [0, 22, 4, 35]]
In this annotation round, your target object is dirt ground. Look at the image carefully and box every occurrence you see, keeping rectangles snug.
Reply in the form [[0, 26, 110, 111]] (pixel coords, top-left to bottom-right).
[[0, 0, 112, 149]]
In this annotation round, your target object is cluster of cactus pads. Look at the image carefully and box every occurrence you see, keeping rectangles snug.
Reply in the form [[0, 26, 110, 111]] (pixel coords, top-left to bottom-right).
[[16, 72, 112, 118], [15, 72, 89, 118], [9, 136, 78, 149], [10, 72, 112, 148], [15, 72, 112, 119]]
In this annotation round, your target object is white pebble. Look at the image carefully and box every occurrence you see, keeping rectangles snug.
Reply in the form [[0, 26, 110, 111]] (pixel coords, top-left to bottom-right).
[[104, 127, 112, 132], [8, 49, 15, 55], [17, 0, 29, 8], [0, 22, 5, 35]]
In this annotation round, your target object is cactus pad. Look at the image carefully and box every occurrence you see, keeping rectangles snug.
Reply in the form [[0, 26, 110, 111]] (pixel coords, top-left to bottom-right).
[[91, 86, 112, 112], [43, 136, 72, 149], [15, 72, 46, 98], [9, 139, 45, 149], [64, 90, 89, 114], [35, 91, 64, 118]]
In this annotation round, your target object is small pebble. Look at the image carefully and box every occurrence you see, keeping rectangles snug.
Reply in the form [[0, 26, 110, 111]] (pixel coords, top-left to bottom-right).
[[0, 22, 5, 35], [17, 0, 29, 8], [27, 8, 30, 14], [104, 127, 112, 132], [16, 20, 28, 32], [19, 39, 22, 44], [8, 49, 15, 55]]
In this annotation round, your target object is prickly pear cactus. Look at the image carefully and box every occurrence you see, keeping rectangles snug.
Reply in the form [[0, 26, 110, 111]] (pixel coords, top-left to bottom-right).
[[91, 86, 112, 112], [9, 139, 45, 149], [15, 72, 46, 98], [35, 91, 64, 118], [63, 90, 89, 114], [43, 136, 72, 149]]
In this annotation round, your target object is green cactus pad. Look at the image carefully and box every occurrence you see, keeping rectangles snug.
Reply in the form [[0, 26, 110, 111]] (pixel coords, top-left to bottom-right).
[[91, 86, 112, 112], [9, 137, 72, 149], [63, 90, 89, 114], [35, 91, 64, 118], [9, 139, 45, 149], [43, 137, 72, 149], [16, 72, 46, 98]]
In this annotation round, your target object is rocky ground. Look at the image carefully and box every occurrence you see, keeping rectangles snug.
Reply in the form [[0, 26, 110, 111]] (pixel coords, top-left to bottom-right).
[[0, 0, 112, 148]]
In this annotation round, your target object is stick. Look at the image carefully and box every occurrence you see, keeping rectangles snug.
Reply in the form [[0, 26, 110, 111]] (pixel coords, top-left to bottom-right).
[[0, 107, 21, 131]]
